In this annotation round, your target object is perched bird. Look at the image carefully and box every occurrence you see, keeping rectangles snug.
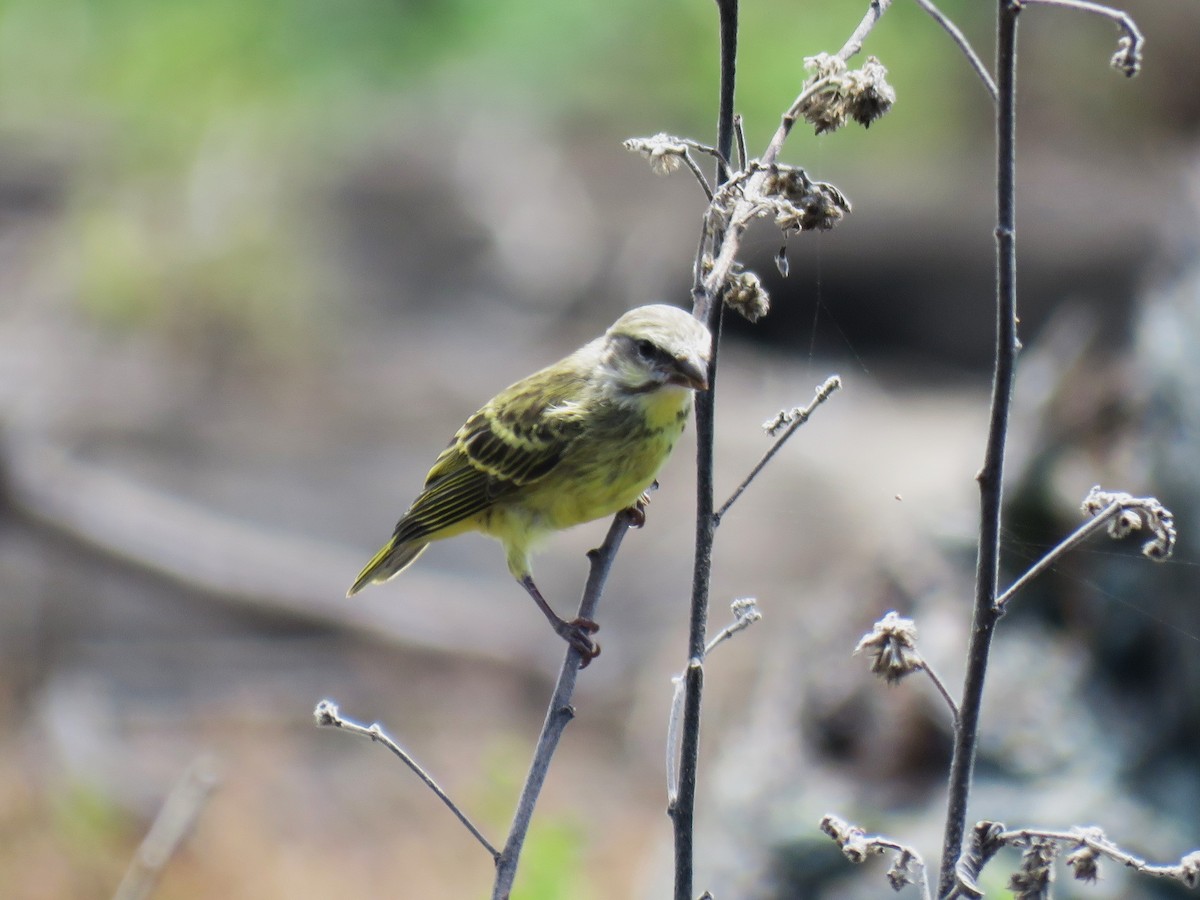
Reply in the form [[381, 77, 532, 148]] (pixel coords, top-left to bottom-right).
[[348, 304, 712, 663]]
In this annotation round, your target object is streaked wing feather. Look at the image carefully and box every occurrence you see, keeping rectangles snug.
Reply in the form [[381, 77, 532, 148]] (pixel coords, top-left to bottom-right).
[[393, 371, 588, 543]]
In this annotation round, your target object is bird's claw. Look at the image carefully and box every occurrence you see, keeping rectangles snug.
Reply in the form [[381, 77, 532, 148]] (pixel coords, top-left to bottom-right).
[[558, 617, 601, 667]]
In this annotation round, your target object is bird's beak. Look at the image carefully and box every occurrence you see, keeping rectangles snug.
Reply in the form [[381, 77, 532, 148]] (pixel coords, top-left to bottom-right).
[[668, 355, 710, 391]]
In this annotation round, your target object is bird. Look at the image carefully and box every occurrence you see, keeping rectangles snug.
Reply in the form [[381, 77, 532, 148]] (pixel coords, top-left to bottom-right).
[[347, 304, 712, 663]]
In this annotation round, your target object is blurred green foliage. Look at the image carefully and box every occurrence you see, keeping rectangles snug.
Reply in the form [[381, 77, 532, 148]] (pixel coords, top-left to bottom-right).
[[0, 0, 990, 346]]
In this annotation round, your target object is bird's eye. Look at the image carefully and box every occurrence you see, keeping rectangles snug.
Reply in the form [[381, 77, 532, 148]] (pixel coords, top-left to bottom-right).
[[634, 338, 657, 359]]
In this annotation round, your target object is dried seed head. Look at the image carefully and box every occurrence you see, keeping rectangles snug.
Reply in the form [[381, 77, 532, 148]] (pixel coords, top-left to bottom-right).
[[623, 133, 688, 175], [1081, 486, 1177, 560], [820, 814, 870, 864], [805, 52, 849, 82], [1009, 840, 1057, 900], [798, 53, 895, 134], [846, 57, 896, 128], [886, 848, 922, 891], [799, 54, 850, 134], [854, 611, 923, 684], [1180, 850, 1200, 889], [1065, 843, 1100, 883], [1111, 35, 1142, 78], [762, 166, 851, 232], [730, 596, 762, 625], [722, 266, 770, 322]]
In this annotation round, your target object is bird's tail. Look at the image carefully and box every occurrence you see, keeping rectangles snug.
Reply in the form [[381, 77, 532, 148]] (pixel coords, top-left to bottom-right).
[[346, 538, 429, 597]]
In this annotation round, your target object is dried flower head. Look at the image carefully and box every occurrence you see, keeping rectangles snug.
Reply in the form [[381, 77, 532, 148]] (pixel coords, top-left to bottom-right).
[[1081, 486, 1177, 560], [846, 57, 896, 127], [722, 266, 769, 322], [761, 165, 851, 232], [1009, 840, 1057, 900], [854, 611, 923, 684], [623, 133, 688, 175], [730, 596, 762, 626], [798, 54, 850, 133], [1180, 850, 1200, 889], [1065, 842, 1100, 883], [1111, 35, 1142, 78], [886, 848, 923, 891], [797, 53, 895, 134], [820, 814, 870, 863]]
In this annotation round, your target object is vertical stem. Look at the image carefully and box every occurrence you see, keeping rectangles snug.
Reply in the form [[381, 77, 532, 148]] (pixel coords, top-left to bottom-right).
[[936, 1, 1019, 896], [672, 3, 736, 899]]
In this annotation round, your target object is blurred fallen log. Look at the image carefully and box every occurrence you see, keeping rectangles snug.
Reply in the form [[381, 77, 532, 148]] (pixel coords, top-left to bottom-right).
[[1, 435, 563, 672]]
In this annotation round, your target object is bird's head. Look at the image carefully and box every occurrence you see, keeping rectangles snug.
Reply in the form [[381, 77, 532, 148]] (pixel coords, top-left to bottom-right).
[[601, 304, 712, 395]]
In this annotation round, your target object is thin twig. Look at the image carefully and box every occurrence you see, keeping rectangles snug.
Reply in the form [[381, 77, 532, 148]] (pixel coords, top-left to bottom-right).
[[918, 660, 961, 727], [714, 376, 842, 526], [315, 701, 499, 860], [936, 0, 1021, 893], [992, 826, 1200, 887], [762, 75, 838, 168], [667, 599, 762, 805], [836, 0, 896, 62], [910, 0, 999, 100], [994, 502, 1119, 610], [680, 137, 733, 174], [682, 151, 715, 201], [733, 114, 748, 172], [112, 756, 220, 900], [704, 597, 762, 656], [493, 511, 633, 899]]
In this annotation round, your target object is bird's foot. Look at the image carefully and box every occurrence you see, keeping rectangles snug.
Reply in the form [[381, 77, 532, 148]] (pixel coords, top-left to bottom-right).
[[555, 617, 601, 667], [625, 481, 658, 529]]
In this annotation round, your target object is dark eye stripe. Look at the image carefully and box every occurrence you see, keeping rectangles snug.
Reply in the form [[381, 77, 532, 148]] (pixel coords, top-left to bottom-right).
[[631, 335, 672, 367]]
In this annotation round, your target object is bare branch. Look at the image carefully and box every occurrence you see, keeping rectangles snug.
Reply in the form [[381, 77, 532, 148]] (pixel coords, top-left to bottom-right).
[[705, 597, 762, 656], [715, 376, 842, 525], [996, 487, 1176, 611], [910, 0, 999, 100], [113, 756, 220, 900], [314, 700, 499, 860], [493, 511, 633, 899], [954, 824, 1200, 892], [996, 503, 1119, 611], [835, 0, 896, 62]]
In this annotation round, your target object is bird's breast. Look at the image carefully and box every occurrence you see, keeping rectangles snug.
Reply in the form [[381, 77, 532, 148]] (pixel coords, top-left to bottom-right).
[[517, 388, 693, 531]]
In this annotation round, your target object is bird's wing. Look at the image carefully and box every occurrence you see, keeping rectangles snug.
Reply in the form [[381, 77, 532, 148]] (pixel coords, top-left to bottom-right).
[[392, 370, 588, 544]]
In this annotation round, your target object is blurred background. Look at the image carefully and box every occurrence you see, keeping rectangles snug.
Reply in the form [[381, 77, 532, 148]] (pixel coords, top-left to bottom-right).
[[2, 0, 1200, 896]]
